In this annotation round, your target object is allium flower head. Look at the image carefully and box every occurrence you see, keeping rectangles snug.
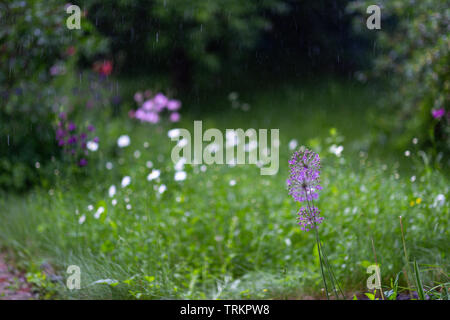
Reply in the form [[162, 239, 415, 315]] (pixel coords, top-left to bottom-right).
[[297, 206, 324, 231], [287, 148, 322, 202]]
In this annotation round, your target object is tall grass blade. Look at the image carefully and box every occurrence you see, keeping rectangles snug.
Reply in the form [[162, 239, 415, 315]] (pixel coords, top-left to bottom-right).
[[413, 259, 425, 300]]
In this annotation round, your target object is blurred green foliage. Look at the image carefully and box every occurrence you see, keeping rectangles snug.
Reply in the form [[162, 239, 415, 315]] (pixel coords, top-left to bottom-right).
[[0, 0, 108, 191], [79, 0, 288, 87], [349, 0, 449, 161], [79, 0, 365, 87]]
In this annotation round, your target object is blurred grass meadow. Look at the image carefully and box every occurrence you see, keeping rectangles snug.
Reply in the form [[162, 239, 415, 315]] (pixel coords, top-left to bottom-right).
[[0, 0, 448, 300]]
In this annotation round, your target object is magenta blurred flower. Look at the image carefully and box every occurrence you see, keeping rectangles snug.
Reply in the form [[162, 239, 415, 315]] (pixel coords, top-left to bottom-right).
[[67, 135, 77, 144], [59, 112, 67, 120], [432, 108, 445, 119], [56, 128, 66, 139], [68, 122, 76, 131], [79, 158, 88, 167]]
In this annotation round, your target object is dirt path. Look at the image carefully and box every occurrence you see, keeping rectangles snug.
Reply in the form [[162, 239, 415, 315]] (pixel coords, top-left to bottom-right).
[[0, 254, 35, 300]]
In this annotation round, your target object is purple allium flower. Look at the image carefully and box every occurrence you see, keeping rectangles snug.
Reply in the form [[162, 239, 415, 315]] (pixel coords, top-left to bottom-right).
[[93, 136, 99, 143], [297, 206, 324, 231], [59, 112, 67, 120], [87, 124, 95, 132], [432, 108, 445, 119], [287, 148, 322, 202], [78, 158, 88, 167]]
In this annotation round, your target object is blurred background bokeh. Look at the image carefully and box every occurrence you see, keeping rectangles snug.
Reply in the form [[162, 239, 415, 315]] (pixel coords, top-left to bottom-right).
[[0, 0, 448, 300]]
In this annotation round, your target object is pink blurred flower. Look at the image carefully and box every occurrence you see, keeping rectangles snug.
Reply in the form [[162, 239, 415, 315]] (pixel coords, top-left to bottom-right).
[[167, 99, 181, 111], [144, 90, 152, 98], [50, 64, 65, 76], [134, 92, 144, 104], [134, 109, 145, 120], [170, 112, 181, 122], [144, 112, 160, 124], [142, 100, 154, 111], [86, 99, 94, 109], [154, 93, 168, 108], [66, 46, 76, 56], [93, 60, 113, 76], [131, 91, 182, 125]]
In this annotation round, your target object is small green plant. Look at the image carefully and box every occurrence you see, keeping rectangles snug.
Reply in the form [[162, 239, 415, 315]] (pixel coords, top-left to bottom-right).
[[25, 270, 58, 299]]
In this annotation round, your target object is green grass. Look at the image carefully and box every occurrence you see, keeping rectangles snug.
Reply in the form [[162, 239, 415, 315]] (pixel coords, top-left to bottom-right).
[[0, 78, 448, 299]]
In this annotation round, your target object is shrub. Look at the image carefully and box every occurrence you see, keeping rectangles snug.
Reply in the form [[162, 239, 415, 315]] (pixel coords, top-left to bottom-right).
[[0, 0, 108, 191], [348, 0, 449, 162]]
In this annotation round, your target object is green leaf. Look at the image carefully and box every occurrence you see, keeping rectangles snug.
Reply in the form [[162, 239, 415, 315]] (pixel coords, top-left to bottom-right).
[[413, 259, 425, 300], [364, 292, 375, 300], [441, 285, 448, 300]]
